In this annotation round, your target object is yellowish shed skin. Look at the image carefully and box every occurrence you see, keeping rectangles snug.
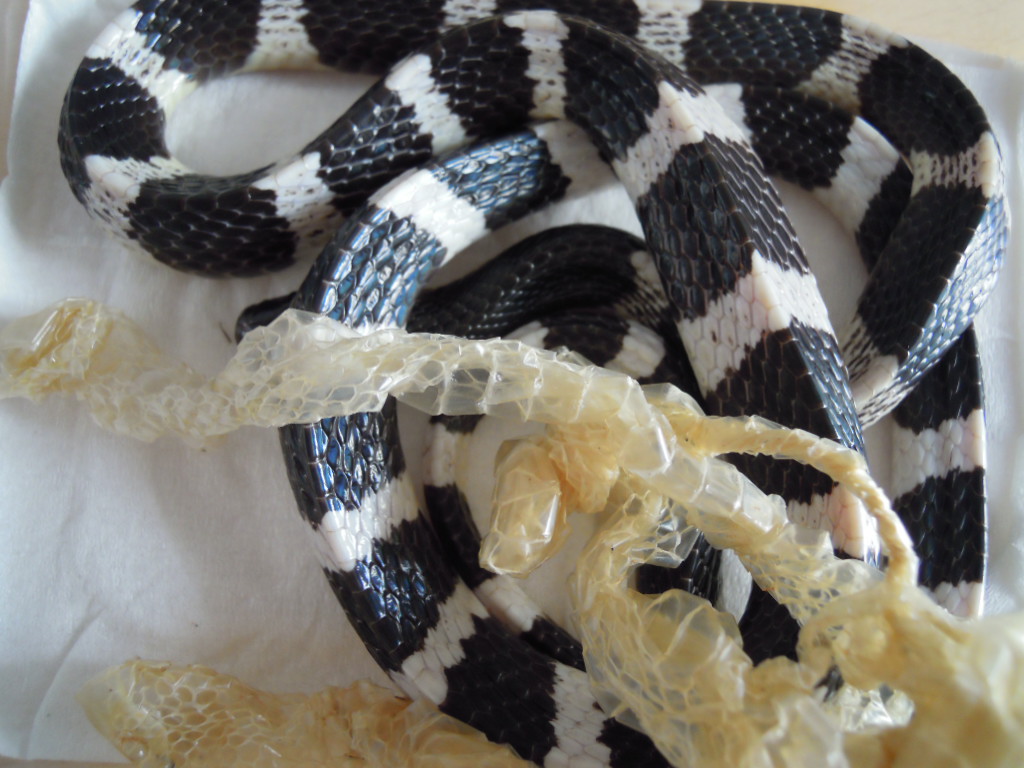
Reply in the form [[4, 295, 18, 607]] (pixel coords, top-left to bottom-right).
[[2, 299, 1023, 767]]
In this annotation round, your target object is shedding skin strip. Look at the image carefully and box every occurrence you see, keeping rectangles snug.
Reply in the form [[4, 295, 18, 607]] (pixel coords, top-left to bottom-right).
[[2, 299, 1023, 766], [76, 661, 534, 768]]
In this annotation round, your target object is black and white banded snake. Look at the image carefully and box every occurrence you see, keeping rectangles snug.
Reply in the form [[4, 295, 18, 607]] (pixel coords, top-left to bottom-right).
[[56, 1, 1008, 765]]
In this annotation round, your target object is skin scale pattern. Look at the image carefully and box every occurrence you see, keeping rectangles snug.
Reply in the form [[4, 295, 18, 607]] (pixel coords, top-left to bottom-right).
[[406, 225, 721, 669], [58, 1, 1005, 766], [58, 1, 1006, 416], [271, 119, 983, 763], [282, 129, 679, 766], [405, 164, 985, 664], [278, 33, 990, 768]]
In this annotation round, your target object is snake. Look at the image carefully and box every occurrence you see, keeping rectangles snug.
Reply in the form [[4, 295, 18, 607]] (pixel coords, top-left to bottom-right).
[[59, 1, 1007, 765]]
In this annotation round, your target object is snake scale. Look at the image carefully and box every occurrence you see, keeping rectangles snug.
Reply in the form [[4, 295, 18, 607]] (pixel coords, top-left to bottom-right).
[[59, 1, 1007, 765]]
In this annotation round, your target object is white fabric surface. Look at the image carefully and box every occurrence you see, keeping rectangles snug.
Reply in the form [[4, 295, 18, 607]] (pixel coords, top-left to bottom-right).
[[0, 0, 1021, 763]]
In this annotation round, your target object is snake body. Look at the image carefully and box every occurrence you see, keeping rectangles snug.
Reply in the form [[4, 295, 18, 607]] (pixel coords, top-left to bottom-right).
[[60, 1, 1006, 765]]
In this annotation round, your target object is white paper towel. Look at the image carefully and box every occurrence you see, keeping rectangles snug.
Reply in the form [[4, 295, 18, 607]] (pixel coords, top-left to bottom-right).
[[0, 0, 1021, 763]]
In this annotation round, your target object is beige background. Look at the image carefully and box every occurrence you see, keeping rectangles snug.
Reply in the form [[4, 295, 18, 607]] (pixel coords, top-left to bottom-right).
[[807, 0, 1022, 60]]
